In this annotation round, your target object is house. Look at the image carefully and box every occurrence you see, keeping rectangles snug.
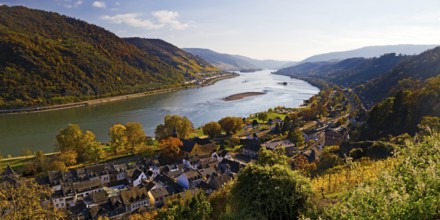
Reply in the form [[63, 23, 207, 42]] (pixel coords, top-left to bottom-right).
[[150, 187, 170, 207], [325, 128, 347, 146], [130, 169, 147, 187], [120, 186, 153, 212], [84, 191, 108, 207], [176, 170, 203, 189], [180, 137, 217, 157], [86, 164, 111, 184], [74, 179, 104, 200], [241, 139, 262, 158], [2, 164, 19, 184], [211, 150, 232, 162], [217, 159, 243, 174]]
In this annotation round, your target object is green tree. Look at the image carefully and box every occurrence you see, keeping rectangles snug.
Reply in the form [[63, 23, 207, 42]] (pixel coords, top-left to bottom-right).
[[256, 147, 288, 167], [288, 127, 305, 147], [56, 124, 83, 153], [418, 116, 440, 135], [231, 164, 312, 219], [218, 116, 243, 135], [157, 193, 212, 220], [202, 121, 222, 138], [257, 112, 268, 122], [155, 115, 194, 140]]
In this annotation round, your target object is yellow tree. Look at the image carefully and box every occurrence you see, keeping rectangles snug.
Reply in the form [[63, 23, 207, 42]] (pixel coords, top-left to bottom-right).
[[0, 178, 65, 219], [109, 124, 128, 155], [58, 150, 78, 166], [159, 137, 182, 161], [125, 122, 146, 153]]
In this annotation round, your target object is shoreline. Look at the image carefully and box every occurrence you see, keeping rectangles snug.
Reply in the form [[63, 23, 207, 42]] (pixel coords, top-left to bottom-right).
[[223, 92, 266, 101], [0, 73, 239, 115]]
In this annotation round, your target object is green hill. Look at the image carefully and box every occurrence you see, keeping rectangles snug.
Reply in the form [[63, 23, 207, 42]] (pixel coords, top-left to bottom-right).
[[123, 38, 217, 74], [275, 53, 409, 88], [0, 6, 216, 109]]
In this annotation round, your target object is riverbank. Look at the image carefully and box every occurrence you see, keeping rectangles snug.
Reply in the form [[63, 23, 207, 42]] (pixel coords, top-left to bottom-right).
[[223, 92, 266, 101], [0, 73, 239, 115]]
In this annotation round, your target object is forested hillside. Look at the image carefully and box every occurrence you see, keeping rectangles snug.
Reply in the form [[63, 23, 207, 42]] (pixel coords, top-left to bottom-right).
[[123, 38, 217, 74], [0, 6, 215, 108], [358, 46, 440, 103], [276, 53, 409, 88], [361, 75, 440, 139]]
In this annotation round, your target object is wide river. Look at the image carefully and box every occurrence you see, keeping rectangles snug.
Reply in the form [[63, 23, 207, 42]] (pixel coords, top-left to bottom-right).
[[0, 70, 319, 156]]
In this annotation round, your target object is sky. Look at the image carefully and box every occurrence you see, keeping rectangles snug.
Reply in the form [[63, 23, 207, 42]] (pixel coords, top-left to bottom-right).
[[1, 0, 440, 61]]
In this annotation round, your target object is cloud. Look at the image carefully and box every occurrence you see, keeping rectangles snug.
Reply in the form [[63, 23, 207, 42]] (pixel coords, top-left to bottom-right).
[[92, 1, 106, 8], [101, 13, 164, 30], [152, 10, 189, 30], [64, 0, 83, 8], [101, 10, 189, 30]]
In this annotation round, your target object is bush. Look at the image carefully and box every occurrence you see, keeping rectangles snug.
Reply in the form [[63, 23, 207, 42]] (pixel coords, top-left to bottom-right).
[[349, 148, 364, 160], [326, 133, 440, 219]]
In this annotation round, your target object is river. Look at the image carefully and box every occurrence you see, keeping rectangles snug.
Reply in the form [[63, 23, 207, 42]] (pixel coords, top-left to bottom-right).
[[0, 70, 319, 156]]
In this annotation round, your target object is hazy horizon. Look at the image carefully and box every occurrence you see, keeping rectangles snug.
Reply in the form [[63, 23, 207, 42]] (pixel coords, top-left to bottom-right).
[[2, 0, 440, 60]]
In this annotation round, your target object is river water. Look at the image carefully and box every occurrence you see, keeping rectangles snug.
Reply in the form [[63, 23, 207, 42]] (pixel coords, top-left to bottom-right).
[[0, 70, 319, 156]]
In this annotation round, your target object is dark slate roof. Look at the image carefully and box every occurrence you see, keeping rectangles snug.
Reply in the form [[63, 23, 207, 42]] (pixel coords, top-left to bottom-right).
[[3, 164, 17, 176], [104, 179, 129, 188], [198, 167, 216, 179], [181, 139, 196, 153], [241, 139, 262, 152], [218, 159, 241, 173], [132, 169, 144, 180], [193, 137, 213, 146], [67, 200, 90, 219], [153, 174, 175, 185]]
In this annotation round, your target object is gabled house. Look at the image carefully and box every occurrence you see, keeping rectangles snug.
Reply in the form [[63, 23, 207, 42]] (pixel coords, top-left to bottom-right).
[[120, 186, 153, 212], [74, 179, 104, 200], [181, 137, 217, 157], [150, 187, 170, 207], [241, 139, 262, 158], [130, 169, 147, 187], [217, 159, 243, 174], [325, 128, 347, 146]]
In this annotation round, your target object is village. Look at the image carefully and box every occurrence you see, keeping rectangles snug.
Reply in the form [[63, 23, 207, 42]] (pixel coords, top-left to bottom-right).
[[1, 86, 364, 219]]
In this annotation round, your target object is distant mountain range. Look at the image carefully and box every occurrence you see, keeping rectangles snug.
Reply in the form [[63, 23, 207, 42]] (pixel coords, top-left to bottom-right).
[[276, 46, 440, 105], [0, 6, 217, 108], [183, 48, 296, 71], [299, 45, 438, 64]]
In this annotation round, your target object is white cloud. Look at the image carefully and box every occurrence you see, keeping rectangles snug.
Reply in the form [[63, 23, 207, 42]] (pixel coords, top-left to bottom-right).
[[101, 13, 164, 30], [92, 1, 106, 8], [152, 10, 189, 30], [64, 0, 83, 8], [101, 10, 189, 30]]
